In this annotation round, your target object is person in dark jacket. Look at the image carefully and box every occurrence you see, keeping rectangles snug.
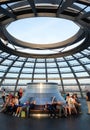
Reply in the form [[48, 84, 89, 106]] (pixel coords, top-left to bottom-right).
[[86, 89, 90, 114]]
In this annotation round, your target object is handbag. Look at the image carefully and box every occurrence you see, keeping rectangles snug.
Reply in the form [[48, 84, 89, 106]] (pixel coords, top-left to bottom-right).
[[21, 111, 26, 118]]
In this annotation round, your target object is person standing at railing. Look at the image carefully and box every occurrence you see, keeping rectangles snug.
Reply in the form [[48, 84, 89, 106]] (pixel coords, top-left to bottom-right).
[[17, 88, 23, 99], [2, 89, 6, 103], [86, 89, 90, 115]]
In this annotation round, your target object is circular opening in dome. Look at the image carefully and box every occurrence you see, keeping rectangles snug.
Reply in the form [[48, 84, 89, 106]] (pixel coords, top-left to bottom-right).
[[7, 17, 80, 44]]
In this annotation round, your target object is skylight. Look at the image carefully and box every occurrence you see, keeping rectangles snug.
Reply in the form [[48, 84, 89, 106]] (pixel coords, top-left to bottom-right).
[[7, 17, 80, 44]]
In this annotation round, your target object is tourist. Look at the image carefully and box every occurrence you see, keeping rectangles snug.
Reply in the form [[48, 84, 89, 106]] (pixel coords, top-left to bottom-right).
[[2, 89, 6, 103], [17, 88, 23, 99], [86, 89, 90, 114]]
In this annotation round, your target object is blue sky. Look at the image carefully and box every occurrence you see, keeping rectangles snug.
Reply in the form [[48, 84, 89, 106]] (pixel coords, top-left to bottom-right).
[[7, 17, 80, 44]]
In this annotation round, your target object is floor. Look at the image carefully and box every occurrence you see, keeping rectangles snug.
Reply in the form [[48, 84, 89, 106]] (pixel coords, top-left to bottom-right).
[[0, 99, 90, 130]]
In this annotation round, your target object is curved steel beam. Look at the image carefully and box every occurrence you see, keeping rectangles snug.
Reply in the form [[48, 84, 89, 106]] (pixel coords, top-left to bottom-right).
[[57, 0, 77, 16], [0, 6, 16, 19], [28, 0, 37, 16]]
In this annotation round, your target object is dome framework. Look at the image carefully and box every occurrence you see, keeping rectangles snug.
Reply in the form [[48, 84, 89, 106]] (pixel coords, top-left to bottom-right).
[[0, 0, 90, 97]]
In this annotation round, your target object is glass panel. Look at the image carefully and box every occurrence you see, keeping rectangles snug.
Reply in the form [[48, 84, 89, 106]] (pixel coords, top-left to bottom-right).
[[24, 62, 33, 67], [18, 79, 30, 84], [4, 79, 16, 84], [20, 74, 32, 78], [8, 55, 17, 60], [37, 59, 45, 62], [85, 7, 90, 12], [47, 62, 56, 67], [60, 68, 71, 73], [78, 78, 90, 84], [0, 65, 8, 72], [0, 72, 4, 77], [74, 53, 83, 58], [13, 61, 24, 66], [33, 79, 46, 83], [34, 74, 46, 78], [6, 73, 18, 77], [9, 67, 21, 72], [58, 62, 68, 67], [2, 60, 13, 65], [72, 66, 85, 72], [68, 60, 79, 66], [47, 68, 58, 73], [34, 68, 45, 73], [22, 68, 33, 73], [36, 63, 45, 67], [63, 79, 77, 85], [65, 56, 74, 60], [75, 72, 89, 77], [0, 58, 3, 62], [74, 2, 86, 8], [85, 64, 90, 70], [79, 57, 90, 64], [63, 85, 79, 91], [48, 74, 60, 78], [61, 73, 74, 78]]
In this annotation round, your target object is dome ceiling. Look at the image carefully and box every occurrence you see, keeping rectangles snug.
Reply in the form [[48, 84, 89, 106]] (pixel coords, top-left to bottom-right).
[[0, 0, 90, 97]]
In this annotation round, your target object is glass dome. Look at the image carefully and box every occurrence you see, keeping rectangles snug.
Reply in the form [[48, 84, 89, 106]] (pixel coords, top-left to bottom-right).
[[0, 0, 90, 98]]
